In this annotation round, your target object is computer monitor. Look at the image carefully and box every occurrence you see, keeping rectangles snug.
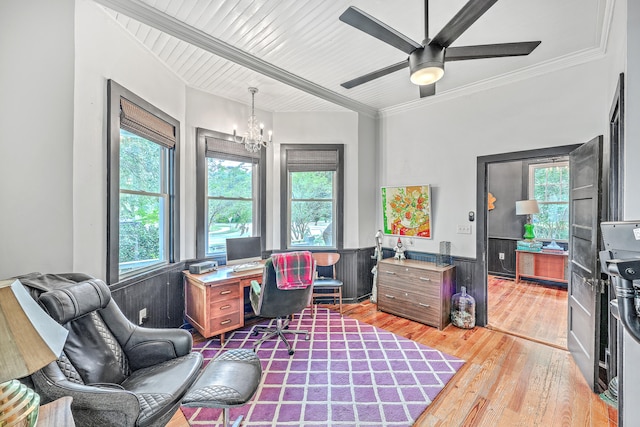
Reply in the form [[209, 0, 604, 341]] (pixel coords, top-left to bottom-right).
[[225, 236, 261, 265]]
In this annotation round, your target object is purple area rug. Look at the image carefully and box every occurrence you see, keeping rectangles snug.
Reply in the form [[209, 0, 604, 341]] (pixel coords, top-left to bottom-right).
[[181, 308, 464, 426]]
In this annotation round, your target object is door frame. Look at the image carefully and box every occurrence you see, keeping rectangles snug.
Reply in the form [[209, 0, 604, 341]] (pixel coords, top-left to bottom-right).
[[475, 144, 581, 326]]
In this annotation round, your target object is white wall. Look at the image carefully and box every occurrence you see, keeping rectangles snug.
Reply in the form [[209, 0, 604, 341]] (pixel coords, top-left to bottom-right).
[[621, 0, 640, 424], [185, 86, 274, 255], [73, 0, 187, 279], [379, 59, 611, 258], [272, 111, 360, 249], [0, 0, 75, 279], [357, 113, 379, 247]]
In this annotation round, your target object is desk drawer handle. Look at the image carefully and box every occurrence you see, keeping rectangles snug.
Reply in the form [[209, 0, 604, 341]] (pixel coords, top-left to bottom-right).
[[219, 290, 232, 295], [220, 319, 232, 325], [220, 305, 231, 310], [385, 294, 396, 299], [419, 303, 431, 308], [383, 271, 396, 275], [419, 277, 432, 281]]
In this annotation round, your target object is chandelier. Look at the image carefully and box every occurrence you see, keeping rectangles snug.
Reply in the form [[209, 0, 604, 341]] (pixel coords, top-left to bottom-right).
[[233, 87, 272, 153]]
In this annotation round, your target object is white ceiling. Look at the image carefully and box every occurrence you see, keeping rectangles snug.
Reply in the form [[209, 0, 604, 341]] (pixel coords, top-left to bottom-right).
[[95, 0, 611, 116]]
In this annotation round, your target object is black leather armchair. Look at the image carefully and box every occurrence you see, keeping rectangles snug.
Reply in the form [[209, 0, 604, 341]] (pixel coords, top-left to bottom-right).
[[21, 273, 203, 427]]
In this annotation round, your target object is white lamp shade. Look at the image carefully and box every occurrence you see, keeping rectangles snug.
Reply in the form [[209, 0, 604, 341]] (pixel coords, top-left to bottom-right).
[[515, 200, 540, 215], [0, 279, 68, 383]]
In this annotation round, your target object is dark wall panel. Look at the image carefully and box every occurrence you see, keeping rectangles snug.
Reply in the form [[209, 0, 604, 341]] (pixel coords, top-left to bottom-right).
[[488, 161, 525, 239], [488, 238, 517, 277], [110, 262, 186, 328]]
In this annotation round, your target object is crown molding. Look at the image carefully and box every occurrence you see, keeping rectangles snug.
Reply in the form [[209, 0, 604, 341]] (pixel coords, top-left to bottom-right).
[[379, 46, 607, 118], [93, 0, 379, 118], [380, 0, 614, 118]]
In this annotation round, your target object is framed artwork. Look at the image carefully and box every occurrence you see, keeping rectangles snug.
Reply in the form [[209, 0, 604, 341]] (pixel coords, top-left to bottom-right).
[[381, 185, 432, 239]]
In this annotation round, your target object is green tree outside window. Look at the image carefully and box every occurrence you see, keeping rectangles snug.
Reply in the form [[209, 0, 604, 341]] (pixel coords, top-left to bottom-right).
[[206, 158, 255, 254], [530, 162, 569, 241]]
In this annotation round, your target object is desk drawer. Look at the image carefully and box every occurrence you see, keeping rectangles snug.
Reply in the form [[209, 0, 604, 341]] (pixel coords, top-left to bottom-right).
[[210, 298, 241, 317], [209, 311, 242, 334], [208, 282, 240, 303]]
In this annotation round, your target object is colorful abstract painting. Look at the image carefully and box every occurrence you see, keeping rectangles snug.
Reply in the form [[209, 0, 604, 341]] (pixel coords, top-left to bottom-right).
[[382, 185, 432, 238]]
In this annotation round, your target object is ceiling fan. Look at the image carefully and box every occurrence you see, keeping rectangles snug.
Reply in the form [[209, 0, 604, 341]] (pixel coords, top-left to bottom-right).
[[339, 0, 541, 98]]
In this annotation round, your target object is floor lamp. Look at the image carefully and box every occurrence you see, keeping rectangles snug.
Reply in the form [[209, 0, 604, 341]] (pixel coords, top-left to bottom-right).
[[516, 199, 540, 240], [0, 279, 68, 426]]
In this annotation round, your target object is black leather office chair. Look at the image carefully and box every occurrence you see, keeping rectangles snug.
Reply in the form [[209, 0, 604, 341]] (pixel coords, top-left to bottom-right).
[[249, 252, 314, 355], [20, 273, 203, 427]]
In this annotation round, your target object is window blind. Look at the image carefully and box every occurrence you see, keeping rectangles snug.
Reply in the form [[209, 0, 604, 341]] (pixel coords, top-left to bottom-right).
[[286, 149, 339, 172], [205, 136, 260, 164], [120, 97, 176, 149]]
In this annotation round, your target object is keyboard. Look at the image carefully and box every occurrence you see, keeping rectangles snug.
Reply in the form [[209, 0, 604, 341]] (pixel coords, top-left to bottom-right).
[[232, 262, 263, 272]]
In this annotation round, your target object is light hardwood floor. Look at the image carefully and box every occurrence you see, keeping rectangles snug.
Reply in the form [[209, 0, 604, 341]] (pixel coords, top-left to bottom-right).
[[487, 275, 568, 349], [170, 296, 616, 427]]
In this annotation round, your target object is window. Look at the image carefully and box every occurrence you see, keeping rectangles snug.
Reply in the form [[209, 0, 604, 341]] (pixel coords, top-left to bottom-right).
[[281, 145, 344, 249], [196, 128, 265, 259], [107, 80, 180, 284], [529, 161, 569, 241]]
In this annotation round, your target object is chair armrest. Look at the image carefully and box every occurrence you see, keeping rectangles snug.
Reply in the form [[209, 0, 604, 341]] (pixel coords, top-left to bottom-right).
[[32, 368, 141, 426], [99, 300, 193, 371], [124, 327, 193, 371], [251, 280, 261, 296]]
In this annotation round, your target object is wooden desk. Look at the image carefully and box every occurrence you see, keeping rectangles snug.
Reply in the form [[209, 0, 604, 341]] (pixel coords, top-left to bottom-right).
[[183, 263, 264, 344], [515, 250, 568, 284], [38, 396, 75, 427]]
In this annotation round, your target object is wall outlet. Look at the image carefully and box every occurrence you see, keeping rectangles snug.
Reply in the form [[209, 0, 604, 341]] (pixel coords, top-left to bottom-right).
[[139, 308, 147, 325], [456, 224, 472, 234], [499, 252, 505, 260]]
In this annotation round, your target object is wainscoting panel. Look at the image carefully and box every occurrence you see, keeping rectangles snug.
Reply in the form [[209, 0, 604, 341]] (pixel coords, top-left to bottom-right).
[[110, 262, 186, 328], [488, 238, 518, 277]]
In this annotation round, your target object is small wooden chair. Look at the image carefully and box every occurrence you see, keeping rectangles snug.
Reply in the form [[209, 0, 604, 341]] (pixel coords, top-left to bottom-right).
[[311, 252, 343, 316]]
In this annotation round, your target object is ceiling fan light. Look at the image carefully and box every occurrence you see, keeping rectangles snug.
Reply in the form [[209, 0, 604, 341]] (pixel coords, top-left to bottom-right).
[[409, 45, 445, 86], [410, 66, 444, 85]]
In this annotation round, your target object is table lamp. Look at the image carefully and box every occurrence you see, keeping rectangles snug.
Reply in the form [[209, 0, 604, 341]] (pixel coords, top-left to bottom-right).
[[516, 199, 540, 240], [0, 279, 68, 427]]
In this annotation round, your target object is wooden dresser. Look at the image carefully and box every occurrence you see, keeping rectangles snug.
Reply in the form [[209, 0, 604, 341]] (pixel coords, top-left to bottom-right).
[[183, 264, 264, 344], [377, 258, 456, 330]]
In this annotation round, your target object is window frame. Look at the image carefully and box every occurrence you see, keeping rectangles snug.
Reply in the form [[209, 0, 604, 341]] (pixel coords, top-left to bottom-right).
[[107, 80, 180, 285], [280, 144, 344, 250], [528, 160, 570, 242], [195, 128, 266, 260]]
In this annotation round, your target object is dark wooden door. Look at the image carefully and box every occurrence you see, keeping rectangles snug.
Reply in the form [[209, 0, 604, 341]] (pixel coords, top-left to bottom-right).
[[568, 135, 604, 392]]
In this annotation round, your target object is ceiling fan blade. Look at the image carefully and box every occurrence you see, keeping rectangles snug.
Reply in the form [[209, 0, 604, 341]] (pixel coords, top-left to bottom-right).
[[339, 6, 422, 54], [341, 61, 409, 89], [445, 41, 541, 61], [419, 84, 436, 98], [430, 0, 499, 48]]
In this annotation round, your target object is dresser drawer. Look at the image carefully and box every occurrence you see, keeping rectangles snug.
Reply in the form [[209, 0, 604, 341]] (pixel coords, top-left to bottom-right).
[[378, 284, 436, 308], [378, 267, 441, 296], [376, 259, 455, 330], [378, 292, 440, 326]]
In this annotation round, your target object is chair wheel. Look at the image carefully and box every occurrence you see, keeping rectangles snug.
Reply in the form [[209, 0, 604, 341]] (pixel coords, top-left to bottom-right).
[[305, 335, 310, 341], [252, 330, 258, 336], [288, 349, 295, 355]]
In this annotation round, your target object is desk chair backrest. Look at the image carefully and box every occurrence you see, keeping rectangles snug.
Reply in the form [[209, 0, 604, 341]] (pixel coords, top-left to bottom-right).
[[312, 252, 341, 278], [251, 255, 314, 319]]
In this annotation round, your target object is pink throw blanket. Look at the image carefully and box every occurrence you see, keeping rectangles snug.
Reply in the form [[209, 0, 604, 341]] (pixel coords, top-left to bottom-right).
[[271, 251, 314, 290]]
